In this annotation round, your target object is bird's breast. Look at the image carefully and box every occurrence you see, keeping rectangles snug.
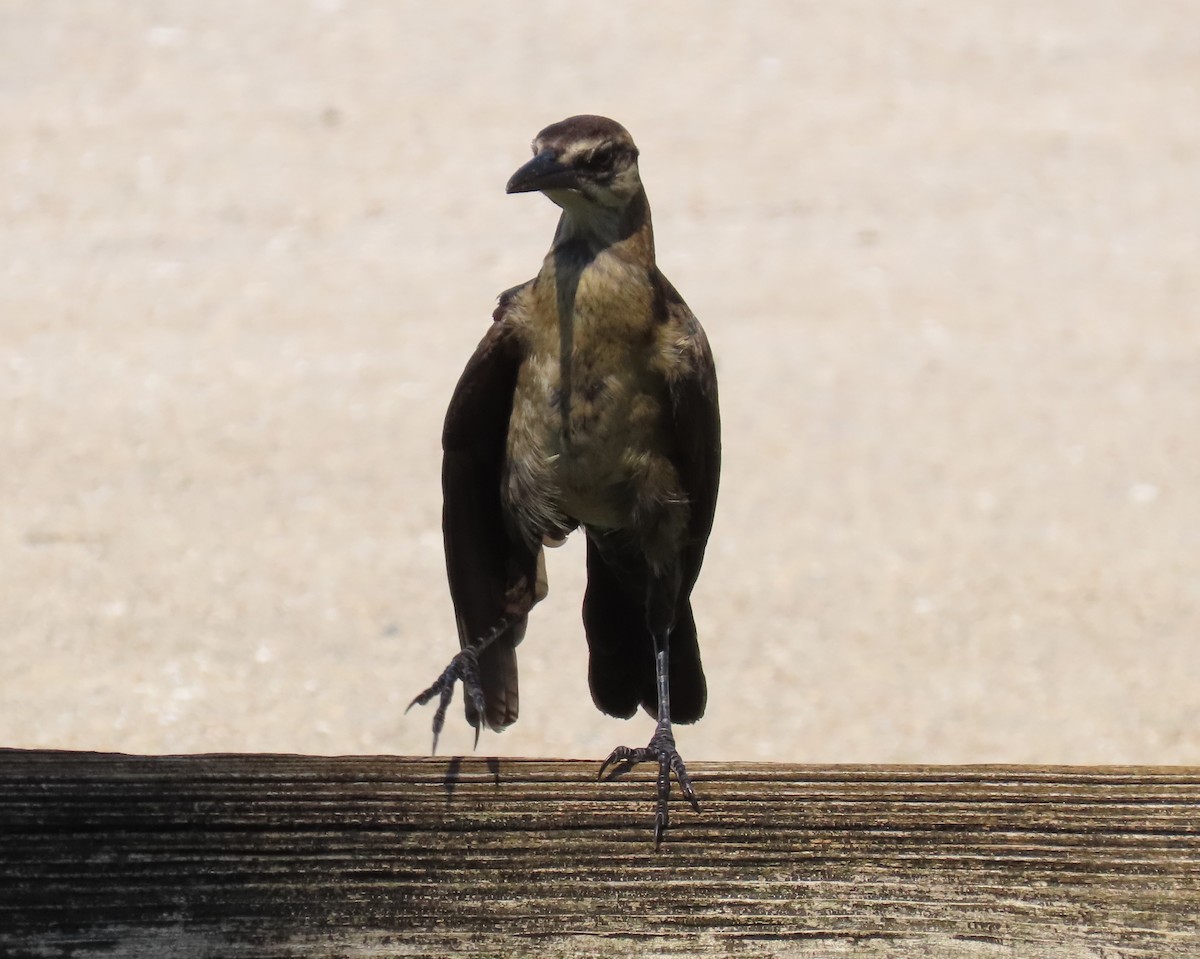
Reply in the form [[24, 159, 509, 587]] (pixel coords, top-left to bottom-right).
[[503, 253, 678, 537]]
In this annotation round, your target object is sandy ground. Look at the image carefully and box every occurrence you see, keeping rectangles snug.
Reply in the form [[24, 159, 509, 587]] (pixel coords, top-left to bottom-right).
[[2, 1, 1198, 766]]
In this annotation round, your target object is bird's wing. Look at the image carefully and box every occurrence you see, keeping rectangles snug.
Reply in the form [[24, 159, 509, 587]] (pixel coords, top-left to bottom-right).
[[656, 271, 721, 598], [441, 285, 537, 730], [588, 268, 716, 725]]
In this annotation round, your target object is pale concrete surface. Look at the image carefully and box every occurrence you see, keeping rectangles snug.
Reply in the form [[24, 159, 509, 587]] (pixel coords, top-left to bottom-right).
[[2, 1, 1198, 764]]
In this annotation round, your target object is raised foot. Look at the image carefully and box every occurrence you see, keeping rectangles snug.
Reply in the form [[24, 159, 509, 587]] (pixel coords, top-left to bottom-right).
[[406, 648, 485, 753], [598, 721, 699, 850]]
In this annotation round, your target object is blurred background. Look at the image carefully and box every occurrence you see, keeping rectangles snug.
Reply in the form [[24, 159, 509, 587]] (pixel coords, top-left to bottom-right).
[[2, 1, 1197, 764]]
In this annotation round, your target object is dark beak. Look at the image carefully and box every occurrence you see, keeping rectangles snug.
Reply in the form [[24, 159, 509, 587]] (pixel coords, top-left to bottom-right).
[[506, 150, 580, 195]]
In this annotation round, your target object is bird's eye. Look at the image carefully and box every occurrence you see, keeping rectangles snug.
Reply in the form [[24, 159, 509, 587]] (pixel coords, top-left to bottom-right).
[[582, 147, 614, 171]]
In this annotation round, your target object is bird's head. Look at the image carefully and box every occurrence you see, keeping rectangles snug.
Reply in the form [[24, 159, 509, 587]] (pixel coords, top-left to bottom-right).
[[506, 115, 643, 216]]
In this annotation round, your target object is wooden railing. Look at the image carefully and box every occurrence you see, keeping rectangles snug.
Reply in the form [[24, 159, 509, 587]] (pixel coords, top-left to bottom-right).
[[2, 750, 1198, 957]]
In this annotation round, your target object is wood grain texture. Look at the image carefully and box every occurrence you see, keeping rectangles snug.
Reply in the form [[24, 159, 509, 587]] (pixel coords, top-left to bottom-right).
[[1, 750, 1198, 958]]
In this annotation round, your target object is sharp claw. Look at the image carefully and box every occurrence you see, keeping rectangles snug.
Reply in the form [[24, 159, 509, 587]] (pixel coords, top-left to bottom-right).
[[598, 745, 636, 781], [599, 724, 698, 848], [408, 648, 488, 755], [405, 682, 435, 714], [668, 752, 700, 812]]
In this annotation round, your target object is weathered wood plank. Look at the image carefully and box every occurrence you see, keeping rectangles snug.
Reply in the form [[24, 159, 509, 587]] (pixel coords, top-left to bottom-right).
[[1, 750, 1198, 957]]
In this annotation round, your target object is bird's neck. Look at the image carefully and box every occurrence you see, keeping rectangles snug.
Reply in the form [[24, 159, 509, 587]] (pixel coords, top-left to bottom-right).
[[550, 188, 655, 265], [543, 187, 656, 348], [537, 188, 658, 449]]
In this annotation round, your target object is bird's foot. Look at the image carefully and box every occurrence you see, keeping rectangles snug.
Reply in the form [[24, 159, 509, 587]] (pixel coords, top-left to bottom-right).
[[598, 721, 699, 849], [406, 647, 485, 753]]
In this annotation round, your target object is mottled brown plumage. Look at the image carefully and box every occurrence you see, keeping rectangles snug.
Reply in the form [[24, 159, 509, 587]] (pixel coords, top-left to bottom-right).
[[410, 115, 720, 847]]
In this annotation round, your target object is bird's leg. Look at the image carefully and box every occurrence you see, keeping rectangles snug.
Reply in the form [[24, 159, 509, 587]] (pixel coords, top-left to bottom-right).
[[406, 616, 511, 753], [598, 624, 699, 850]]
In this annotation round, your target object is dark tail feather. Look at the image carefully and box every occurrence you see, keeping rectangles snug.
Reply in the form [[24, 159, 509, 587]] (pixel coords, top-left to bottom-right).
[[451, 601, 522, 732], [661, 603, 706, 724], [466, 618, 525, 731], [583, 538, 707, 723], [583, 539, 650, 719]]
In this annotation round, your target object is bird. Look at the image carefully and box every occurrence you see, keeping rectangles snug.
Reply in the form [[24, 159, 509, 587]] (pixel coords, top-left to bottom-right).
[[408, 115, 720, 848]]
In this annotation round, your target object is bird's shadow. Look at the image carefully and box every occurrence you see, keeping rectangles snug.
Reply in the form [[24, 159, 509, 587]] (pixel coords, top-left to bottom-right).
[[442, 755, 502, 806]]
